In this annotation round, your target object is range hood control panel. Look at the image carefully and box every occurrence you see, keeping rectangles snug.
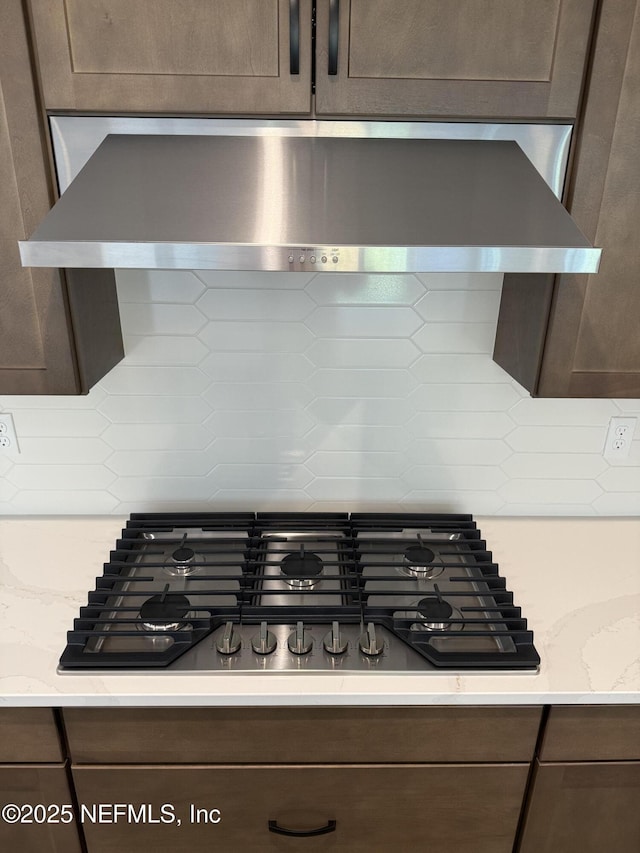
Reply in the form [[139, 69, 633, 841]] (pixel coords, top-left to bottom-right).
[[287, 249, 341, 269]]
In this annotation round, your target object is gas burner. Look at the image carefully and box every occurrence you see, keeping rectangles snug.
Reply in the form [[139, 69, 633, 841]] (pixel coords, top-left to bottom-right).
[[411, 585, 464, 633], [138, 586, 191, 632], [163, 533, 197, 576], [280, 544, 324, 589], [400, 537, 444, 579]]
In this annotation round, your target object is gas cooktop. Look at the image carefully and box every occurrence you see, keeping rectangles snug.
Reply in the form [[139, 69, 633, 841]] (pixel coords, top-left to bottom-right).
[[58, 513, 540, 673]]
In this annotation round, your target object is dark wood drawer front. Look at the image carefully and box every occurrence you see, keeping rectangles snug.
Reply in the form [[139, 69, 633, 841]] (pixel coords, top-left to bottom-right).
[[0, 765, 82, 852], [519, 761, 640, 853], [73, 763, 529, 852], [540, 706, 640, 761], [0, 709, 63, 763], [63, 706, 541, 764]]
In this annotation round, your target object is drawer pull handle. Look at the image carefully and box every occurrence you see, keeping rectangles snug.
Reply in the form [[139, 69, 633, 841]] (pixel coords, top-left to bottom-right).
[[328, 0, 340, 75], [289, 0, 300, 75], [268, 819, 337, 837]]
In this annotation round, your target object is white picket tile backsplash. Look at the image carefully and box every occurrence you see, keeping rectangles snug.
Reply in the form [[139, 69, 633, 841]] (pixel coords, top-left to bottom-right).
[[0, 269, 638, 516], [207, 409, 315, 438], [204, 382, 313, 410], [120, 303, 206, 335], [98, 395, 212, 424], [201, 352, 314, 382], [198, 288, 314, 320], [199, 322, 314, 352], [122, 336, 208, 365], [306, 273, 424, 305], [306, 307, 423, 337], [405, 439, 511, 466], [307, 339, 420, 368], [410, 354, 510, 383], [101, 424, 211, 451], [414, 290, 502, 323]]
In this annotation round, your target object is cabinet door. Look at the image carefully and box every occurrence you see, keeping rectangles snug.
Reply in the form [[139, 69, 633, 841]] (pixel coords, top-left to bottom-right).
[[28, 0, 312, 114], [1, 0, 123, 394], [519, 761, 640, 852], [73, 763, 529, 852], [315, 0, 595, 118], [494, 0, 640, 396], [1, 0, 76, 393], [0, 765, 82, 852], [536, 0, 640, 396]]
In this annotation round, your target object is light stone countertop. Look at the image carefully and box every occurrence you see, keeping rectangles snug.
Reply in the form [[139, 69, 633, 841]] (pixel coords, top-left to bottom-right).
[[0, 516, 638, 707]]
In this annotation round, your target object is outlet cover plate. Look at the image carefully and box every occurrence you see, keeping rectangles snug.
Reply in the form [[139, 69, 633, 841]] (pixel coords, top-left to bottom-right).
[[604, 416, 636, 460], [0, 413, 20, 454]]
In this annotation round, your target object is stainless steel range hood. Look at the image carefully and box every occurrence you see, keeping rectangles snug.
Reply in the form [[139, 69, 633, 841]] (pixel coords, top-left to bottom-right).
[[19, 119, 600, 274]]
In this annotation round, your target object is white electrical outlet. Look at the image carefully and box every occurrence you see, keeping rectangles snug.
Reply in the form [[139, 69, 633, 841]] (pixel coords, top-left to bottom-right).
[[0, 412, 20, 453], [603, 416, 636, 460]]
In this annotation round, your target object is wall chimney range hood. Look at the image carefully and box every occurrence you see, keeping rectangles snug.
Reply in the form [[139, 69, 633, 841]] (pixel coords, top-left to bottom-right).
[[19, 119, 600, 275]]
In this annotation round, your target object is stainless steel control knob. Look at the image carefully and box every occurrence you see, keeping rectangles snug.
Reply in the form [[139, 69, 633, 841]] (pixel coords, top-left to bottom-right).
[[251, 621, 277, 655], [215, 621, 241, 654], [359, 622, 384, 656], [323, 620, 348, 655], [287, 621, 313, 655]]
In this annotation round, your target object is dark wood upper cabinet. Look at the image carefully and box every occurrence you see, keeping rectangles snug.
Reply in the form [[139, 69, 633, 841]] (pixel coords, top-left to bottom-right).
[[0, 0, 122, 394], [315, 0, 596, 118], [27, 0, 313, 114], [29, 0, 594, 120], [494, 0, 640, 397]]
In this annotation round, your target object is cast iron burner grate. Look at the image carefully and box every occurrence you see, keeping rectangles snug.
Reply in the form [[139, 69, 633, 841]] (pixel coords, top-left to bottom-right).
[[352, 513, 539, 669], [59, 513, 253, 668]]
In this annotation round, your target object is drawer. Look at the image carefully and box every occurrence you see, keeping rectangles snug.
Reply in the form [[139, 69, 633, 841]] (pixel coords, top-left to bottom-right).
[[63, 705, 542, 764], [73, 762, 529, 852], [540, 706, 640, 761], [0, 709, 63, 763]]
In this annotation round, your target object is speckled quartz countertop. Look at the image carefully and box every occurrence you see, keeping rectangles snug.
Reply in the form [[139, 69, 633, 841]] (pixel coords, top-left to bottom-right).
[[0, 516, 638, 707]]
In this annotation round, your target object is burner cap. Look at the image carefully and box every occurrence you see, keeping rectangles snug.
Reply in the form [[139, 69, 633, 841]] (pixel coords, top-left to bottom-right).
[[280, 551, 324, 579], [140, 593, 190, 630], [416, 596, 453, 623], [171, 545, 195, 563], [404, 544, 436, 565]]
